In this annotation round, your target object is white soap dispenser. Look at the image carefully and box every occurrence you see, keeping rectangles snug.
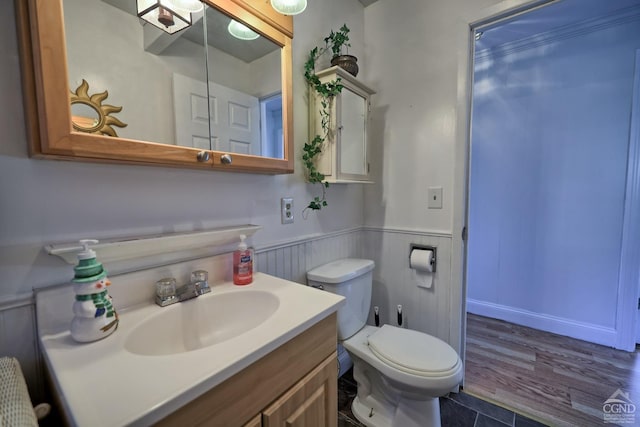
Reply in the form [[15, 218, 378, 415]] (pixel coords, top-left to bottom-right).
[[70, 239, 119, 343]]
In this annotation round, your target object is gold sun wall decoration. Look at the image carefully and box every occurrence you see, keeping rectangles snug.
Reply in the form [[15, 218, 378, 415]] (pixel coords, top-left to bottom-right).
[[69, 80, 127, 137]]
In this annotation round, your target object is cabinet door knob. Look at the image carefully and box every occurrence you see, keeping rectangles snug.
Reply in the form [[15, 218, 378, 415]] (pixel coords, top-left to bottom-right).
[[196, 151, 210, 162], [220, 154, 233, 165]]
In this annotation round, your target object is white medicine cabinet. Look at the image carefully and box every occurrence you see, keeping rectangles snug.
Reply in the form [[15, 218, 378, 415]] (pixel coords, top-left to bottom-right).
[[310, 66, 375, 183]]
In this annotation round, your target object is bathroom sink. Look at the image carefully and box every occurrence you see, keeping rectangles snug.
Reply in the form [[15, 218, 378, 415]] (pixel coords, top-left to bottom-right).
[[125, 290, 280, 356], [37, 273, 344, 426]]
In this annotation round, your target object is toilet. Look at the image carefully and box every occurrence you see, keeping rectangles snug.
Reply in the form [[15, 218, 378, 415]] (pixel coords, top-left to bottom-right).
[[307, 259, 463, 427]]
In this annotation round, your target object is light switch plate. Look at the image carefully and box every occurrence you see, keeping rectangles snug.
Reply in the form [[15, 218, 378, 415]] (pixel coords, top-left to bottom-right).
[[428, 187, 443, 209], [281, 197, 294, 224]]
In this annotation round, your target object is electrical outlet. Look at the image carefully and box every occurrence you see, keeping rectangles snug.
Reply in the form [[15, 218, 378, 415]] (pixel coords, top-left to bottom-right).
[[428, 187, 443, 209], [281, 197, 294, 224]]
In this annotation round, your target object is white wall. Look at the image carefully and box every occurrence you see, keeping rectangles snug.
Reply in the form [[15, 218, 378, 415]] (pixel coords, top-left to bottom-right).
[[250, 50, 281, 98], [361, 0, 513, 353], [466, 13, 640, 344], [363, 0, 505, 233], [362, 229, 453, 344]]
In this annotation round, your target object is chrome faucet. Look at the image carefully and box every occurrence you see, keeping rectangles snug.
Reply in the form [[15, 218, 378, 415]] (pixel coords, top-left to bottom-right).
[[155, 270, 210, 307], [176, 280, 210, 302]]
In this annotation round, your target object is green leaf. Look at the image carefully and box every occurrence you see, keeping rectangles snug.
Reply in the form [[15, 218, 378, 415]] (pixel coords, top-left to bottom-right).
[[303, 27, 352, 212]]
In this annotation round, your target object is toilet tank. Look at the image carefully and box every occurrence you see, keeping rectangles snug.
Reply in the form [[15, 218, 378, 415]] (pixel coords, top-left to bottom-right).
[[307, 259, 375, 340]]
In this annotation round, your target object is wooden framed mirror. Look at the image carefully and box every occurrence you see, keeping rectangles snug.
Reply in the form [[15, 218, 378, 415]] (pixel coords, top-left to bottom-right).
[[17, 0, 294, 174]]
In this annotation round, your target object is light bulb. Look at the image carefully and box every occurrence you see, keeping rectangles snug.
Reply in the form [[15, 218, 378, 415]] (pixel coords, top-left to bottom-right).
[[228, 20, 260, 40], [170, 0, 203, 13], [270, 0, 307, 15]]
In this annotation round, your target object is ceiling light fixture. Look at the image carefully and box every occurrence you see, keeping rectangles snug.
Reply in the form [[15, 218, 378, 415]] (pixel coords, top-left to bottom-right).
[[136, 0, 193, 35], [270, 0, 307, 16], [171, 0, 204, 13], [227, 20, 260, 40]]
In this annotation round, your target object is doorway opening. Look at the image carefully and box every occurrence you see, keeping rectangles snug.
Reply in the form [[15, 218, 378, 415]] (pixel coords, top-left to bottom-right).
[[463, 0, 640, 424], [260, 93, 283, 159]]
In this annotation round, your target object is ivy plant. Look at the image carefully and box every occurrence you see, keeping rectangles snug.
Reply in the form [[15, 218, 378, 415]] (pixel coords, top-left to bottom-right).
[[325, 24, 351, 58], [303, 25, 349, 213]]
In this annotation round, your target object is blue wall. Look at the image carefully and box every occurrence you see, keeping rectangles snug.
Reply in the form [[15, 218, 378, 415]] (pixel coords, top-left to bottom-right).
[[467, 8, 640, 339]]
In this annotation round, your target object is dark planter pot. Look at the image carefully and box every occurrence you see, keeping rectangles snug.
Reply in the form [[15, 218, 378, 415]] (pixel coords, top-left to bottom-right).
[[331, 55, 359, 77]]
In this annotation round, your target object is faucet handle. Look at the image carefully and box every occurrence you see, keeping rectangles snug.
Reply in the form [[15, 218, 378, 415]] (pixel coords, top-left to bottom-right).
[[155, 277, 178, 307], [191, 270, 208, 284], [194, 281, 210, 296], [191, 270, 210, 294]]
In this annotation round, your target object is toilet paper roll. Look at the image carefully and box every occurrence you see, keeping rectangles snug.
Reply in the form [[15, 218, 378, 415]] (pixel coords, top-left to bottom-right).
[[409, 249, 433, 273], [410, 249, 433, 272], [410, 249, 434, 289]]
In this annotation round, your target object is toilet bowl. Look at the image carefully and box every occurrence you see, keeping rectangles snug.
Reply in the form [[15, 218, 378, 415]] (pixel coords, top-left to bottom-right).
[[307, 259, 463, 427]]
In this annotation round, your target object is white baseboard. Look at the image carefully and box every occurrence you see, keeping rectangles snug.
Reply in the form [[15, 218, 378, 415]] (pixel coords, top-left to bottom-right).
[[467, 299, 618, 348]]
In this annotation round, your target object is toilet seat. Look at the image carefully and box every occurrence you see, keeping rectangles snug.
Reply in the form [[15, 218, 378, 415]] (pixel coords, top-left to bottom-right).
[[344, 325, 463, 398], [367, 325, 461, 377]]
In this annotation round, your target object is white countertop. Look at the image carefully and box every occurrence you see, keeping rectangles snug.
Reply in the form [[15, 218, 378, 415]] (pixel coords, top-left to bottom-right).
[[37, 273, 344, 427]]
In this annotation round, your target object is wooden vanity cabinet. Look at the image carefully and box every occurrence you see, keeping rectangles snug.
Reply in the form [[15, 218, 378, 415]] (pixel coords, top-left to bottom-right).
[[243, 415, 262, 427], [155, 313, 338, 427], [261, 354, 337, 426]]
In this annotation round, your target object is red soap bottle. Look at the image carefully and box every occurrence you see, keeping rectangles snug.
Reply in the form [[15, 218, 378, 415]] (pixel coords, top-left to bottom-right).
[[233, 234, 253, 285]]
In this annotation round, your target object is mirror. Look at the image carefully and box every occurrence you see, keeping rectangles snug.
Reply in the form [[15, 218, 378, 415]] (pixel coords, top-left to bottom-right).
[[63, 0, 283, 158], [186, 4, 283, 157], [339, 87, 367, 176], [19, 0, 293, 172], [63, 0, 209, 146], [70, 103, 100, 131]]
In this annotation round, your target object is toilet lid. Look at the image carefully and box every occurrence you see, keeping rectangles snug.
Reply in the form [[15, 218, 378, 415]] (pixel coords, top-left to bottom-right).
[[367, 325, 460, 377], [306, 259, 374, 283]]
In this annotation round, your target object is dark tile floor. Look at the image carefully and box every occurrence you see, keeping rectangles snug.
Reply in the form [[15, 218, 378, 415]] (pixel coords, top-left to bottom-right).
[[338, 369, 550, 427]]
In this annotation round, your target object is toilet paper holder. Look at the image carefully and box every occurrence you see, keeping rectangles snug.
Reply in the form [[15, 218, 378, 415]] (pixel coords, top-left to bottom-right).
[[409, 244, 437, 273]]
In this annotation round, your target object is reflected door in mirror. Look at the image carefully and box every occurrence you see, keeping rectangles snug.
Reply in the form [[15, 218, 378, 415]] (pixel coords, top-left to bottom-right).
[[202, 3, 284, 159]]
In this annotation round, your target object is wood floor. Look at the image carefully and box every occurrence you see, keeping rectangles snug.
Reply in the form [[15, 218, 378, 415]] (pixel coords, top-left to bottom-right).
[[465, 313, 640, 427]]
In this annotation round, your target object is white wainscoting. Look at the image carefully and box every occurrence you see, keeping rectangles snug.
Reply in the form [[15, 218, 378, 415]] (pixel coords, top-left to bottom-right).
[[0, 295, 42, 402], [5, 227, 464, 402], [361, 227, 458, 353], [255, 228, 363, 284], [1, 228, 363, 402]]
